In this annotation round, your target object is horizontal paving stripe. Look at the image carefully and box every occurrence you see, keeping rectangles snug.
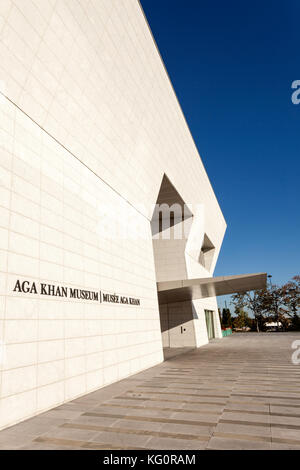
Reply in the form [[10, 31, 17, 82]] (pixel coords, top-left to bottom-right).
[[103, 403, 220, 415], [115, 396, 148, 401], [213, 432, 270, 443], [158, 375, 236, 382], [228, 400, 300, 409], [82, 442, 147, 450], [139, 380, 234, 386], [60, 423, 209, 442], [114, 396, 227, 406], [224, 408, 300, 418], [213, 432, 300, 447], [220, 418, 300, 430], [272, 437, 300, 446], [34, 436, 146, 450], [34, 436, 95, 448], [125, 390, 230, 398], [136, 385, 233, 393], [83, 412, 217, 427], [231, 393, 300, 400]]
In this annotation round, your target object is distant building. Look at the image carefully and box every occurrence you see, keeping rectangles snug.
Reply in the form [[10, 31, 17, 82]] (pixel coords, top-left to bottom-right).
[[265, 322, 283, 331]]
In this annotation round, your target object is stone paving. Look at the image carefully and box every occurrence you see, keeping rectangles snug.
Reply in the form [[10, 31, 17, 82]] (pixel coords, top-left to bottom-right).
[[0, 332, 300, 450]]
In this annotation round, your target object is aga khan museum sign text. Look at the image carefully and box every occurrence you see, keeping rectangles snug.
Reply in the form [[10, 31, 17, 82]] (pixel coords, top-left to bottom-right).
[[12, 280, 141, 306]]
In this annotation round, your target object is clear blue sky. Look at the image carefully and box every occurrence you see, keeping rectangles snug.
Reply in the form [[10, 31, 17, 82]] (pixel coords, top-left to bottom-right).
[[140, 0, 300, 311]]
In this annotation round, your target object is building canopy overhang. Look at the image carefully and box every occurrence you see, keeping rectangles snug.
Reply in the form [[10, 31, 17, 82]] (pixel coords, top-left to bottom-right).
[[157, 273, 267, 304]]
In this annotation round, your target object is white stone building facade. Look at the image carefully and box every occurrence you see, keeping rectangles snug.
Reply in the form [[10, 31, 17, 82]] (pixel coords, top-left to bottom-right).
[[0, 0, 227, 430]]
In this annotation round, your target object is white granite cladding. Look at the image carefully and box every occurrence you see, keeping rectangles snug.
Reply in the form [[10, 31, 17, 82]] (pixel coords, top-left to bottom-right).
[[0, 0, 226, 429], [0, 0, 225, 231], [0, 96, 163, 430]]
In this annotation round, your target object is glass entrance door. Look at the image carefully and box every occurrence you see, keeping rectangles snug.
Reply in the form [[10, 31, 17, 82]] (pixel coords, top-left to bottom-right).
[[205, 310, 215, 340]]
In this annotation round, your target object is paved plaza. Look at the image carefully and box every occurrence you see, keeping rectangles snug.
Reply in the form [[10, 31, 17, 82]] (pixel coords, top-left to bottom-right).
[[0, 333, 300, 450]]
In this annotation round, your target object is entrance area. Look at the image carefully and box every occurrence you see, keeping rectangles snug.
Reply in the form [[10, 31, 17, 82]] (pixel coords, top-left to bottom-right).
[[159, 302, 197, 348], [205, 309, 215, 340]]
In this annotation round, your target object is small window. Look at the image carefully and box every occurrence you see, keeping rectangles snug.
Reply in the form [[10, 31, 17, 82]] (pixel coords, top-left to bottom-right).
[[199, 234, 215, 270]]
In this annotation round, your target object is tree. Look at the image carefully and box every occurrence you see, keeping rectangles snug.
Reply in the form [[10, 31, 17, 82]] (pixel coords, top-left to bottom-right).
[[232, 308, 251, 330], [277, 309, 291, 331], [231, 290, 266, 332], [282, 276, 300, 330], [218, 308, 222, 325], [230, 275, 300, 332], [221, 308, 232, 328], [262, 285, 285, 330]]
